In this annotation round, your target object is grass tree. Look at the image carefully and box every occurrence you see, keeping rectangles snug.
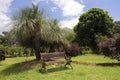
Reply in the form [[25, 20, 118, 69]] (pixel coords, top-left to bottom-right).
[[12, 4, 65, 60], [46, 19, 65, 52]]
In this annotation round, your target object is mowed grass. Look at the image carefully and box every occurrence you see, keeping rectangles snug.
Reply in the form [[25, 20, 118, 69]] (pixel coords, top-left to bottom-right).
[[0, 54, 120, 80]]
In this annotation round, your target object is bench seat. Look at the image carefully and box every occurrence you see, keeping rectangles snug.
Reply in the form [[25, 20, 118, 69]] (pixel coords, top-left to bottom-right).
[[40, 52, 72, 72]]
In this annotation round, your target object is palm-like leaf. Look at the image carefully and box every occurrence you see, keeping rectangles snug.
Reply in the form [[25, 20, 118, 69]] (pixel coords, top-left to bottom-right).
[[11, 4, 66, 59]]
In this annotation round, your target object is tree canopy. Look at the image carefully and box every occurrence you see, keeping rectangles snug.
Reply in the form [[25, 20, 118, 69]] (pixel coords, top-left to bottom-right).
[[74, 8, 114, 54], [62, 27, 75, 43]]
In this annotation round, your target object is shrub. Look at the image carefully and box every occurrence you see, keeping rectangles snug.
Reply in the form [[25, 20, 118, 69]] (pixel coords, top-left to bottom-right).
[[115, 34, 120, 53], [65, 42, 82, 57], [5, 46, 31, 57], [98, 38, 115, 56], [114, 34, 120, 61], [0, 45, 6, 61], [98, 35, 120, 61]]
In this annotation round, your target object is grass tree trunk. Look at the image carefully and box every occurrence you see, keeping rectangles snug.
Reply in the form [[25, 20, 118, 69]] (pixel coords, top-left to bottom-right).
[[34, 47, 41, 60]]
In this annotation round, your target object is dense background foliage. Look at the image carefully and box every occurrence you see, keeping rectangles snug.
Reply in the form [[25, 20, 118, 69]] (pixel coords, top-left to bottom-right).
[[74, 8, 114, 54]]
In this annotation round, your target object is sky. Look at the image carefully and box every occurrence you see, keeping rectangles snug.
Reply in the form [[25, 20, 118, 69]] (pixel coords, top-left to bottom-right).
[[0, 0, 120, 34]]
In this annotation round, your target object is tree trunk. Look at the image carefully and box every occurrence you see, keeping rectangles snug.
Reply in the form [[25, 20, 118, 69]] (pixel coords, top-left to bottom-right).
[[30, 49, 34, 56], [34, 47, 41, 60]]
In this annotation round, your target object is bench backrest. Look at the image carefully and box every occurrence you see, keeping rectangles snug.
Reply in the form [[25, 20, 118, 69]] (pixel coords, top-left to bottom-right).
[[41, 52, 66, 60]]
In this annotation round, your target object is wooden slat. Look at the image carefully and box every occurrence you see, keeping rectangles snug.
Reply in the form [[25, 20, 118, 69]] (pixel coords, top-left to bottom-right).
[[41, 52, 65, 59], [45, 60, 66, 65]]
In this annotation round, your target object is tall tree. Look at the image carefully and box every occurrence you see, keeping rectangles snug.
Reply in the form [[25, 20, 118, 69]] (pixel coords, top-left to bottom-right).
[[12, 4, 65, 60], [45, 19, 65, 52], [74, 8, 114, 54]]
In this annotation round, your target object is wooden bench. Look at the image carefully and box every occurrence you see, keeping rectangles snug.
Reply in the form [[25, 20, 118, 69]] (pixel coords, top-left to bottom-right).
[[40, 52, 72, 72]]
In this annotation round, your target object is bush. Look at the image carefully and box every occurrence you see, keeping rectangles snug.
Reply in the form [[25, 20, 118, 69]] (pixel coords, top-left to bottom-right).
[[114, 34, 120, 61], [115, 34, 120, 53], [0, 45, 6, 61], [98, 38, 115, 56], [98, 34, 120, 61], [65, 42, 82, 57], [5, 46, 23, 57], [0, 44, 33, 58], [5, 46, 31, 58]]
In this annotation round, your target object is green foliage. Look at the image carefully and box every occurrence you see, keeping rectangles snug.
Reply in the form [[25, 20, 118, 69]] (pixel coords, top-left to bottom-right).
[[12, 4, 46, 48], [1, 31, 16, 46], [0, 45, 5, 61], [6, 46, 24, 57], [62, 27, 75, 42], [0, 45, 32, 58], [11, 5, 66, 60], [74, 8, 114, 53], [114, 21, 120, 34], [0, 35, 4, 45]]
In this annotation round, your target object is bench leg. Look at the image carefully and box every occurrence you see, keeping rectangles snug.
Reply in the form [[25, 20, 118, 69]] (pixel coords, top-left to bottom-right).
[[40, 63, 47, 73], [65, 62, 73, 69]]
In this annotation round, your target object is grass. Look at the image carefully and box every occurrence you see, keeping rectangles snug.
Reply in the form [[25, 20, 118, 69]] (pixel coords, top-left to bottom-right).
[[0, 54, 120, 80]]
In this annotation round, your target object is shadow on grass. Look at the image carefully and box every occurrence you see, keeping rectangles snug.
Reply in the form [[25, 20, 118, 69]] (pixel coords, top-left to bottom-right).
[[72, 61, 120, 67], [96, 63, 120, 67], [48, 67, 69, 73], [40, 66, 70, 74], [0, 60, 41, 76]]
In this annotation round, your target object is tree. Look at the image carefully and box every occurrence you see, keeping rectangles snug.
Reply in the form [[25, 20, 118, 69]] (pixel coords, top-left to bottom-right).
[[74, 8, 114, 54], [1, 31, 16, 46], [12, 4, 65, 60], [62, 27, 75, 43], [44, 19, 65, 52]]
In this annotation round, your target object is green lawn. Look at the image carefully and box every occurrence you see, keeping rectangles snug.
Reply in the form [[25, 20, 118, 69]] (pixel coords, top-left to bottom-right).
[[0, 54, 120, 80]]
